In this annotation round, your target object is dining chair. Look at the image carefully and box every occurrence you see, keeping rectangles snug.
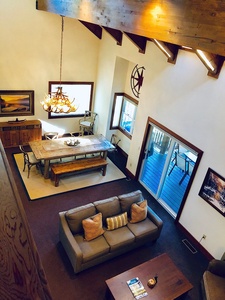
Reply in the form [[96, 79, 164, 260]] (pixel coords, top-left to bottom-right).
[[19, 145, 42, 178], [168, 152, 188, 184], [79, 111, 97, 135], [107, 134, 121, 159], [44, 132, 59, 140]]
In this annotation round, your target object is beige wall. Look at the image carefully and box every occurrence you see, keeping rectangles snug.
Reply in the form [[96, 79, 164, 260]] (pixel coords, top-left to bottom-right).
[[95, 31, 225, 258], [0, 0, 99, 134], [1, 0, 225, 259]]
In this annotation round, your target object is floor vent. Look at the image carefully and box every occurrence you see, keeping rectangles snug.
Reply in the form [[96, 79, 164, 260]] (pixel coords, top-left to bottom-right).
[[182, 239, 197, 254]]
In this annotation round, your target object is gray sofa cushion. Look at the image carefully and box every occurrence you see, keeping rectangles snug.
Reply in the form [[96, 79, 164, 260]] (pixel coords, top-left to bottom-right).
[[104, 226, 135, 251], [203, 270, 225, 300], [65, 203, 96, 234], [127, 218, 158, 240], [94, 196, 121, 224], [118, 190, 143, 217], [75, 234, 110, 263]]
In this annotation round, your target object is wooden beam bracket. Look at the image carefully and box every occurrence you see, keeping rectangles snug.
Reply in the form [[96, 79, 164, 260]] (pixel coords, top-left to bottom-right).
[[103, 27, 123, 46], [124, 32, 147, 54]]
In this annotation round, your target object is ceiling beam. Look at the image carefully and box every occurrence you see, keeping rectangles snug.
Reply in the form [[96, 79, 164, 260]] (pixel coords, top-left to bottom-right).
[[79, 21, 102, 39], [103, 27, 123, 46], [152, 39, 179, 64], [37, 0, 225, 57], [124, 32, 147, 54]]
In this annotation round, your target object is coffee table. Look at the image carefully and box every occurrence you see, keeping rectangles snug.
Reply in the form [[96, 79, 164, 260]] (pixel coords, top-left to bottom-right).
[[105, 253, 193, 300]]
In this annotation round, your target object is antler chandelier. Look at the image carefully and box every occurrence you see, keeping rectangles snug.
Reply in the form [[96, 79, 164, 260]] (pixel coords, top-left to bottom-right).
[[41, 16, 78, 113]]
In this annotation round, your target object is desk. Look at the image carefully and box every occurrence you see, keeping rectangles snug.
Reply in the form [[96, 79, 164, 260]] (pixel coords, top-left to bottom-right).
[[29, 134, 114, 178], [106, 253, 193, 300]]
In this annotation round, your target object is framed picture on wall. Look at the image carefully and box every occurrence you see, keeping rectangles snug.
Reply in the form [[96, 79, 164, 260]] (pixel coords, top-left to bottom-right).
[[48, 81, 94, 119], [0, 90, 34, 117], [199, 168, 225, 216]]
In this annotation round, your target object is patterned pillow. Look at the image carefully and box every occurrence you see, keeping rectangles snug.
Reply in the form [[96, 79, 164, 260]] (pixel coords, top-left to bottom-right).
[[130, 200, 147, 223], [106, 212, 128, 230], [82, 213, 105, 241]]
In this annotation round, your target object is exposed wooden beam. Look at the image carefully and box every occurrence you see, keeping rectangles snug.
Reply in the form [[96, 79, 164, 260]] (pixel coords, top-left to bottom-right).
[[79, 21, 102, 39], [195, 50, 224, 78], [152, 39, 179, 64], [124, 32, 147, 54], [37, 0, 225, 57], [103, 27, 123, 46]]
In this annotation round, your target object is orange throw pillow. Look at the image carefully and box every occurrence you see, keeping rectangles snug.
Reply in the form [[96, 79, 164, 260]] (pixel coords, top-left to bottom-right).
[[130, 200, 147, 223], [82, 213, 105, 241]]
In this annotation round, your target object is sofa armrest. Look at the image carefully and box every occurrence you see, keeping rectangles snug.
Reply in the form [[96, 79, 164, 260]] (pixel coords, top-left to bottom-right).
[[208, 259, 225, 278], [147, 206, 163, 232], [59, 211, 83, 273]]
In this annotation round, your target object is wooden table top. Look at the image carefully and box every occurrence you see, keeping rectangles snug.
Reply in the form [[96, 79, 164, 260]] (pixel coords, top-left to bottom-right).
[[105, 253, 193, 300], [29, 134, 114, 160]]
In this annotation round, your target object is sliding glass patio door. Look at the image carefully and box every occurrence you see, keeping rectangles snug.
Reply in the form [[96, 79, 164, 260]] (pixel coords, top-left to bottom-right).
[[139, 124, 197, 218]]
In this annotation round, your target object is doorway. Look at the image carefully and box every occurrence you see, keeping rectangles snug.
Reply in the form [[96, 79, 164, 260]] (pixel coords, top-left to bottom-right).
[[139, 118, 203, 219]]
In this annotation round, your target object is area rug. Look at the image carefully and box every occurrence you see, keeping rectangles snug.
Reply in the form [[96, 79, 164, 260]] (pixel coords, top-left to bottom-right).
[[13, 153, 126, 201]]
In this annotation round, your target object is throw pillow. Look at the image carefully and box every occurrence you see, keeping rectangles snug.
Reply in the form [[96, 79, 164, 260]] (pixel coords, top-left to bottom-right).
[[82, 213, 105, 241], [130, 200, 147, 223], [106, 212, 128, 230]]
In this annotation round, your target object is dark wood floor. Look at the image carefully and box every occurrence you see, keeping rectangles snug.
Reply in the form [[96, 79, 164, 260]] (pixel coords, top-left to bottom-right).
[[5, 146, 208, 300]]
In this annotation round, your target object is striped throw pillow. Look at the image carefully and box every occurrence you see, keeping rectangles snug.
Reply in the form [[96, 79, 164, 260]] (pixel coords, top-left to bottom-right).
[[106, 212, 128, 230]]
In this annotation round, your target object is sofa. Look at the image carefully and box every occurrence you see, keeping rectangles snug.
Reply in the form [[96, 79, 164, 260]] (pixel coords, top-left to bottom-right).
[[59, 190, 163, 273], [202, 253, 225, 300]]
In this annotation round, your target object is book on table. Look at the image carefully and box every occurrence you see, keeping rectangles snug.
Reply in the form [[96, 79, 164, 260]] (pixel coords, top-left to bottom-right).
[[127, 277, 148, 299]]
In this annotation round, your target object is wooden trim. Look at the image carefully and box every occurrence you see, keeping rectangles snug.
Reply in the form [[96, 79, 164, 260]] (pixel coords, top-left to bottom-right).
[[176, 222, 213, 261]]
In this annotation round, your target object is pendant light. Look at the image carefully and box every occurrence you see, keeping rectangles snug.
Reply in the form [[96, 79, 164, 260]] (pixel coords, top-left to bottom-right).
[[41, 16, 78, 113]]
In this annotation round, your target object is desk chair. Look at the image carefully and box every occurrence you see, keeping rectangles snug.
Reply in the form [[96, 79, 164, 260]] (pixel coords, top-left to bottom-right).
[[44, 132, 59, 140], [79, 111, 97, 135], [19, 145, 42, 178]]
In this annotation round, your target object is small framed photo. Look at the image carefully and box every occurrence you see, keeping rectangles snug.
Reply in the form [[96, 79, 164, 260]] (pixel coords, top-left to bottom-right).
[[0, 90, 34, 117], [199, 168, 225, 216]]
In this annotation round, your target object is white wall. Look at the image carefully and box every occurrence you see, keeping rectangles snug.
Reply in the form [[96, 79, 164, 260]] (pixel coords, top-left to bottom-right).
[[0, 0, 99, 135], [95, 30, 225, 259], [1, 0, 225, 259]]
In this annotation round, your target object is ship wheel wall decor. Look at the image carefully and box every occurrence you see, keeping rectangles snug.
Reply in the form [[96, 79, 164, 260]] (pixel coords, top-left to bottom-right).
[[130, 64, 145, 98]]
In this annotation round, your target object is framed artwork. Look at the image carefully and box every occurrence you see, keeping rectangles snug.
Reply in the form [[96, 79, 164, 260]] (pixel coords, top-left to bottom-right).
[[199, 168, 225, 216], [0, 90, 34, 117], [48, 81, 94, 119]]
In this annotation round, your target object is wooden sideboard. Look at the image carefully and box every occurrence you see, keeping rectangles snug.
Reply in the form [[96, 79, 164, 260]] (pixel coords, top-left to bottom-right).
[[0, 120, 42, 148]]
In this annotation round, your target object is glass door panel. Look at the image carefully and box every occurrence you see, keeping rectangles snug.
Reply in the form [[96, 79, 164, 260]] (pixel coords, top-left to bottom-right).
[[139, 126, 197, 218], [140, 127, 172, 196]]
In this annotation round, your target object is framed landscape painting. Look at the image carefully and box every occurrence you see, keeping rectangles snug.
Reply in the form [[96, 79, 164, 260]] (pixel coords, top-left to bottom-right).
[[199, 168, 225, 216], [0, 90, 34, 117]]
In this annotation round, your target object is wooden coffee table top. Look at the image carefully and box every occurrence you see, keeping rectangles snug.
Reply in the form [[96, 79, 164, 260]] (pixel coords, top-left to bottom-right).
[[105, 253, 193, 300]]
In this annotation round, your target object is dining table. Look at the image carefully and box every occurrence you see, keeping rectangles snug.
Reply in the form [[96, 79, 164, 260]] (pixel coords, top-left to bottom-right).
[[29, 134, 115, 178]]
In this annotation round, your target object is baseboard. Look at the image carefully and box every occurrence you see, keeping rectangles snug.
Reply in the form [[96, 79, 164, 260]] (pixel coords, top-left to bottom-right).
[[177, 222, 213, 260]]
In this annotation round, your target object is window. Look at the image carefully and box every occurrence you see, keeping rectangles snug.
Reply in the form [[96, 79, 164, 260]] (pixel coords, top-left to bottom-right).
[[48, 81, 94, 119], [110, 93, 138, 138]]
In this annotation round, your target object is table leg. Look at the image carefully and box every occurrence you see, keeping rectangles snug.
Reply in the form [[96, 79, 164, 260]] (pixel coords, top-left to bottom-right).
[[44, 160, 50, 179], [103, 151, 107, 159]]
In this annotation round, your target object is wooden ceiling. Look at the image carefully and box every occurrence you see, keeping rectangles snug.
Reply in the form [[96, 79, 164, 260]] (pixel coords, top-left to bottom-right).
[[36, 0, 225, 77]]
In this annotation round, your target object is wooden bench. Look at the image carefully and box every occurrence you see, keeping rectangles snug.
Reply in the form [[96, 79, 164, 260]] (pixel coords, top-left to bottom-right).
[[51, 157, 108, 187]]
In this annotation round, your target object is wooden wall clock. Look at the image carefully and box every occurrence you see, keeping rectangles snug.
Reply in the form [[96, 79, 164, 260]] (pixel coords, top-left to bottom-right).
[[130, 64, 145, 98]]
